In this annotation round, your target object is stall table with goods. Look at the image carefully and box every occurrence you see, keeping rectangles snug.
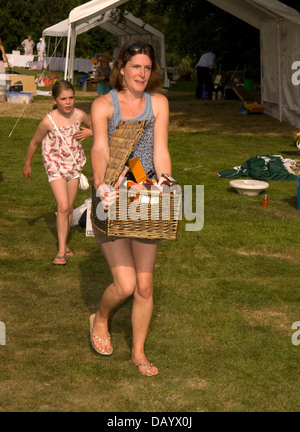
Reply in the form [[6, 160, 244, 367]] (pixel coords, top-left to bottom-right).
[[7, 53, 93, 74]]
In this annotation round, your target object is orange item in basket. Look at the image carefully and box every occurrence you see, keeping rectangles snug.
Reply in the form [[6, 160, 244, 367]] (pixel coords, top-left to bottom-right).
[[128, 157, 148, 183], [126, 180, 144, 191]]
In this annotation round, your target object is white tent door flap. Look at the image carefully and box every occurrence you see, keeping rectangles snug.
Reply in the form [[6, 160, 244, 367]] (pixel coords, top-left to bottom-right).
[[207, 0, 300, 128]]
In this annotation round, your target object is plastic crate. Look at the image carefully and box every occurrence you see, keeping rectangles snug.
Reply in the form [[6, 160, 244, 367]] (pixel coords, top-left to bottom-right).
[[6, 92, 33, 104]]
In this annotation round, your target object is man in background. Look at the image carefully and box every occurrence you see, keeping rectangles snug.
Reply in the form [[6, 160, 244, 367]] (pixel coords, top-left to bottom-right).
[[21, 35, 35, 55], [195, 51, 215, 100]]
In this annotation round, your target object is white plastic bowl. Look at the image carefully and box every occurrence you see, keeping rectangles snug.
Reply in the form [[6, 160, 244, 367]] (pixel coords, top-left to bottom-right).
[[229, 179, 269, 196]]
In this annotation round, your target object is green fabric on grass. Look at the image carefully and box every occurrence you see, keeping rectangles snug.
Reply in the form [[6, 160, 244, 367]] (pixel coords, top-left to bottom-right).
[[218, 154, 297, 181]]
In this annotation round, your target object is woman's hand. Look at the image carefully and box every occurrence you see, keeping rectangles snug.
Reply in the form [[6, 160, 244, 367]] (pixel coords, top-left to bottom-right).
[[96, 183, 118, 210]]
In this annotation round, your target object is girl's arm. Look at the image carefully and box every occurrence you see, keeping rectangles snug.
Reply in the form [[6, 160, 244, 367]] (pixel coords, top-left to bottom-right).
[[23, 117, 50, 178], [152, 93, 172, 179], [74, 110, 93, 142]]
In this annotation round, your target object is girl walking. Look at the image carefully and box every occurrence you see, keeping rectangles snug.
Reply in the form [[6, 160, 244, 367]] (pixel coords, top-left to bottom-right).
[[23, 80, 92, 265]]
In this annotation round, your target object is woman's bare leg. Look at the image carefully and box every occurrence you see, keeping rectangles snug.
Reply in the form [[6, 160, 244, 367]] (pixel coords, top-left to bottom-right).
[[92, 238, 136, 354], [92, 238, 159, 375], [130, 240, 158, 375]]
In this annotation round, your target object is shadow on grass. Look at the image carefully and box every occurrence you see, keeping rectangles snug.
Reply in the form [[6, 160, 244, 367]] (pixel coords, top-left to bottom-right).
[[27, 209, 134, 352], [28, 211, 58, 242], [284, 195, 298, 209]]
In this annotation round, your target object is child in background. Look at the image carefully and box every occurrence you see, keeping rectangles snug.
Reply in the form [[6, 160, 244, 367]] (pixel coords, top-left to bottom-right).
[[23, 80, 93, 265]]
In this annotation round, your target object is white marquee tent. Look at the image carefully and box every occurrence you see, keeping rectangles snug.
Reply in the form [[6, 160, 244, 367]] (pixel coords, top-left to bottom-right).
[[42, 0, 168, 86], [207, 0, 300, 128]]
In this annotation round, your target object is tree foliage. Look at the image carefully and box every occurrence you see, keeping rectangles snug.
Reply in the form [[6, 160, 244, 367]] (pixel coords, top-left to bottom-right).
[[280, 0, 300, 12], [123, 0, 260, 76], [0, 0, 265, 78], [0, 0, 83, 51]]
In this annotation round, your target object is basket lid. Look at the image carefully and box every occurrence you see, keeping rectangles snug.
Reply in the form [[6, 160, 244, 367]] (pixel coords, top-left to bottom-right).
[[104, 120, 147, 186]]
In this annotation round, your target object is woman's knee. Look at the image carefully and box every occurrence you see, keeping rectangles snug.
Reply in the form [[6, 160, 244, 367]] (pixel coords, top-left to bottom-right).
[[115, 275, 137, 299], [135, 279, 153, 300]]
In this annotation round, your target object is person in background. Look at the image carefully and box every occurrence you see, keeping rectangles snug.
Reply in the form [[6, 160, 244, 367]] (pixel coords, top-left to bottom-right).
[[195, 51, 215, 100], [23, 80, 92, 265], [112, 42, 119, 59], [0, 37, 10, 73], [21, 35, 35, 55], [37, 38, 46, 56], [90, 40, 171, 376], [94, 52, 112, 95]]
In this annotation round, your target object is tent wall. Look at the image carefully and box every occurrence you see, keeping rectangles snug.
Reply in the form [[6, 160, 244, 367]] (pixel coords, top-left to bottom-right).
[[207, 0, 300, 128], [261, 19, 300, 128]]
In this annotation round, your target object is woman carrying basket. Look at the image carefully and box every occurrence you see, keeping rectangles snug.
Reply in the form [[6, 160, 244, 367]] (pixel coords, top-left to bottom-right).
[[90, 41, 171, 376]]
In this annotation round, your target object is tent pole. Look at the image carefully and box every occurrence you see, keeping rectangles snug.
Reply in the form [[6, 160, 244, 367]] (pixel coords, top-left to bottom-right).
[[69, 28, 76, 84], [277, 21, 282, 123], [260, 31, 263, 105], [64, 22, 72, 81]]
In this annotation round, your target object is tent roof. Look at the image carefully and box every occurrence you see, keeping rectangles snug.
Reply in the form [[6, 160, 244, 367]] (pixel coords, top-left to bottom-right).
[[43, 10, 164, 40], [43, 0, 168, 85], [68, 0, 127, 26], [207, 0, 300, 29]]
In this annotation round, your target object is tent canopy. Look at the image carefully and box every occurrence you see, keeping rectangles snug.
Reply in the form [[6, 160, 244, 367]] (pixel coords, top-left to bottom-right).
[[208, 0, 300, 28], [43, 0, 167, 85], [207, 0, 300, 128]]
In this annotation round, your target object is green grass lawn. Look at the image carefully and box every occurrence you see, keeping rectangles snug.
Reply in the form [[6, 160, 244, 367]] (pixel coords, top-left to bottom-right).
[[0, 83, 300, 412]]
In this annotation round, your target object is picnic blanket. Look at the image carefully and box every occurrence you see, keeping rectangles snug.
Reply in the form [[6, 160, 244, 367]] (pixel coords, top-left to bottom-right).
[[218, 154, 300, 181]]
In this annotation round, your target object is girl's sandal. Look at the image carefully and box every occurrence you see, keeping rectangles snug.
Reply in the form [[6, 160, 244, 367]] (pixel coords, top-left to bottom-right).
[[66, 249, 74, 257], [53, 255, 66, 265]]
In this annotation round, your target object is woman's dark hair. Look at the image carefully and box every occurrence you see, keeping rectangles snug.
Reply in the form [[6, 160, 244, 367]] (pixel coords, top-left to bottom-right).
[[110, 40, 162, 92], [52, 80, 74, 109]]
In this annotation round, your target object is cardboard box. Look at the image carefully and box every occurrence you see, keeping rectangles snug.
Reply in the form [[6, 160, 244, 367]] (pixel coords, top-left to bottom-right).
[[8, 74, 37, 95], [128, 157, 148, 183], [86, 79, 97, 92]]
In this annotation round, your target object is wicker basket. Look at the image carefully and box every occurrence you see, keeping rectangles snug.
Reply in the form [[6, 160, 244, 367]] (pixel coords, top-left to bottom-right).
[[91, 120, 182, 240]]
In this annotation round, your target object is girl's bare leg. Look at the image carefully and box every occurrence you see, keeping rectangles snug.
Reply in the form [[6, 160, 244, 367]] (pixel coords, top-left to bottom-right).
[[49, 178, 78, 257]]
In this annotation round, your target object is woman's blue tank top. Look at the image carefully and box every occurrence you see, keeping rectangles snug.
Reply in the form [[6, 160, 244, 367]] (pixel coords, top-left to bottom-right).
[[108, 89, 157, 179]]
